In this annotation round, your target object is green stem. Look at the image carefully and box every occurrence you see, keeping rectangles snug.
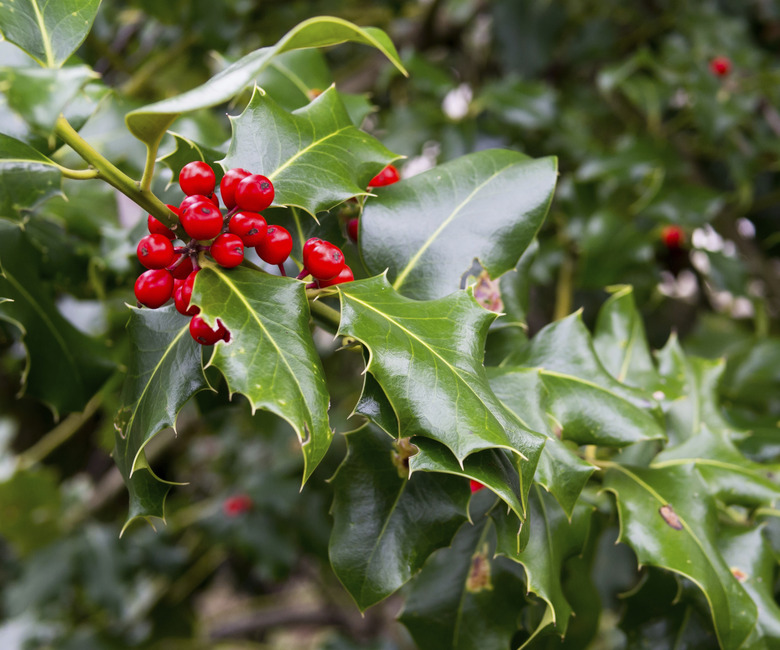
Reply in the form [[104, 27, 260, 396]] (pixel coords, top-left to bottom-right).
[[140, 133, 163, 192], [553, 252, 574, 321], [309, 298, 341, 333], [54, 164, 100, 180], [16, 391, 103, 471], [53, 114, 176, 226]]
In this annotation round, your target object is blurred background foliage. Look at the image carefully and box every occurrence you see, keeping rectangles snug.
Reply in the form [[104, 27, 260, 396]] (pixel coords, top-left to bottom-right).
[[0, 0, 778, 647]]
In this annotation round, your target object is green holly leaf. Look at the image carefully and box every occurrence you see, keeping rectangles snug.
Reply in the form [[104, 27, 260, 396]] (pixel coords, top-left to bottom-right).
[[114, 306, 208, 531], [353, 368, 400, 437], [488, 366, 596, 517], [0, 133, 62, 217], [220, 86, 398, 216], [126, 16, 407, 146], [191, 264, 332, 481], [361, 149, 557, 300], [399, 500, 527, 650], [593, 285, 661, 390], [603, 463, 757, 649], [329, 424, 469, 611], [718, 525, 780, 648], [158, 133, 226, 187], [410, 436, 543, 523], [497, 487, 593, 638], [0, 65, 100, 135], [337, 275, 541, 466], [508, 312, 666, 446], [0, 0, 102, 68], [0, 219, 113, 416]]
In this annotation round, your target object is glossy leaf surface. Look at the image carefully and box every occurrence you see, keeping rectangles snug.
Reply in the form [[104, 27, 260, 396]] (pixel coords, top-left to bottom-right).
[[0, 219, 112, 416], [158, 133, 225, 186], [114, 306, 207, 529], [329, 425, 469, 610], [125, 16, 406, 145], [192, 264, 332, 481], [337, 275, 541, 464], [221, 86, 398, 216], [603, 463, 757, 649], [0, 0, 102, 67], [361, 149, 557, 300], [0, 133, 61, 216]]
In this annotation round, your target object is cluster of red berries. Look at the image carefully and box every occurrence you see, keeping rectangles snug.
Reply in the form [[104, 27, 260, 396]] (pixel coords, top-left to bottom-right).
[[223, 493, 253, 517], [346, 164, 400, 244], [661, 224, 685, 249], [709, 56, 731, 77]]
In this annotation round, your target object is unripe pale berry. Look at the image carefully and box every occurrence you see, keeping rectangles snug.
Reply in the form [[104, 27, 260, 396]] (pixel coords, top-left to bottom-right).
[[179, 161, 216, 196]]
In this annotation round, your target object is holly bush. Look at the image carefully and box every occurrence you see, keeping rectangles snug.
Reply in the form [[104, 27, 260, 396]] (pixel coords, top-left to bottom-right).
[[0, 1, 779, 649]]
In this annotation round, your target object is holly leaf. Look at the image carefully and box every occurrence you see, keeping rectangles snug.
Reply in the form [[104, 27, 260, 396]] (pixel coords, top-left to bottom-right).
[[329, 424, 469, 611], [191, 264, 332, 481], [337, 275, 542, 466], [220, 86, 398, 216], [0, 133, 62, 217], [508, 312, 666, 446], [718, 525, 780, 648], [0, 65, 100, 135], [602, 463, 757, 649], [113, 306, 208, 531], [488, 366, 596, 517], [496, 487, 593, 638], [399, 500, 527, 650], [158, 133, 226, 187], [0, 219, 113, 416], [410, 436, 543, 523], [0, 0, 102, 68], [361, 149, 557, 300], [593, 285, 661, 390], [126, 16, 407, 146]]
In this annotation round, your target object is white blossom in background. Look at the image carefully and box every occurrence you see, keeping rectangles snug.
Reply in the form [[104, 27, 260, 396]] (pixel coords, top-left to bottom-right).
[[401, 141, 441, 179], [658, 269, 698, 301], [731, 297, 755, 319], [442, 83, 473, 121], [737, 218, 756, 238], [690, 250, 711, 274], [691, 224, 725, 252]]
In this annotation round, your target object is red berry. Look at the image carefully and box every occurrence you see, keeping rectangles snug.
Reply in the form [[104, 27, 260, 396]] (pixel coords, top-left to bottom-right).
[[211, 233, 244, 268], [318, 265, 354, 287], [174, 283, 199, 316], [148, 214, 175, 240], [181, 203, 223, 240], [661, 225, 685, 249], [169, 254, 194, 280], [347, 218, 359, 243], [137, 234, 175, 269], [179, 161, 216, 196], [220, 168, 252, 210], [235, 174, 274, 212], [255, 226, 292, 265], [223, 494, 253, 517], [179, 194, 214, 214], [229, 211, 268, 246], [369, 164, 400, 187], [135, 269, 174, 308], [470, 479, 485, 493], [304, 240, 345, 281], [710, 56, 731, 77], [189, 315, 228, 345], [303, 237, 323, 259]]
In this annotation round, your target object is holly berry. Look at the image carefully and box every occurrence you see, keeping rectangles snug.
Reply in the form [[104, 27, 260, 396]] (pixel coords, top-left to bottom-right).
[[470, 479, 485, 493], [318, 265, 354, 287], [303, 237, 323, 259], [220, 168, 252, 209], [223, 494, 253, 517], [255, 225, 292, 265], [369, 164, 400, 187], [174, 282, 199, 316], [179, 161, 216, 196], [189, 315, 229, 345], [304, 240, 345, 281], [181, 202, 223, 240], [137, 234, 175, 269], [347, 218, 359, 243], [168, 254, 194, 280], [211, 233, 244, 268], [709, 56, 731, 77], [135, 269, 174, 308], [180, 194, 217, 214], [235, 174, 274, 212], [229, 211, 267, 246], [147, 207, 177, 239], [661, 225, 684, 249]]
